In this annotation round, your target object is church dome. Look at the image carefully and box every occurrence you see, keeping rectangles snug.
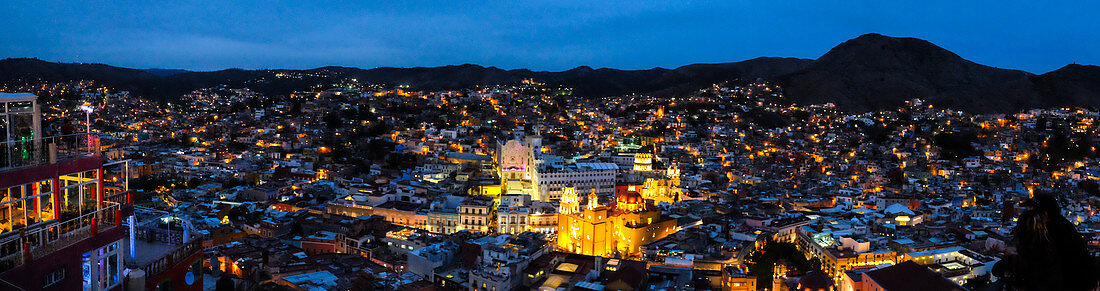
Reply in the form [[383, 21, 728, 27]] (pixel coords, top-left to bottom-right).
[[617, 191, 644, 206]]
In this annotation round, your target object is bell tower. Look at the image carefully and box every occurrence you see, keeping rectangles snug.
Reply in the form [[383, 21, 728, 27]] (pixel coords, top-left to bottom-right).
[[587, 189, 600, 210], [560, 185, 579, 215]]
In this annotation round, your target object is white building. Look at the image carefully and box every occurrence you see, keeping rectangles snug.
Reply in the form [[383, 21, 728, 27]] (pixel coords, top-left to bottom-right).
[[459, 198, 494, 233], [468, 234, 548, 291], [536, 162, 618, 201], [407, 241, 458, 280], [497, 205, 530, 235], [497, 194, 532, 234], [497, 137, 540, 198]]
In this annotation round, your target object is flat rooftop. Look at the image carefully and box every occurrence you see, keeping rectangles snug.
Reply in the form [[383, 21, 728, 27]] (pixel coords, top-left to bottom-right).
[[125, 237, 182, 267], [0, 93, 36, 101]]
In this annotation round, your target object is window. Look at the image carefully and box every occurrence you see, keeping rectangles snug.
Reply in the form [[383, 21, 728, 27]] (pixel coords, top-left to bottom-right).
[[1, 180, 58, 235], [157, 279, 173, 291], [106, 253, 119, 286], [42, 267, 65, 287]]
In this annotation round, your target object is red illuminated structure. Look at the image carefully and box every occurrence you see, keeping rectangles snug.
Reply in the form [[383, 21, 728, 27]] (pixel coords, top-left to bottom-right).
[[0, 93, 132, 290]]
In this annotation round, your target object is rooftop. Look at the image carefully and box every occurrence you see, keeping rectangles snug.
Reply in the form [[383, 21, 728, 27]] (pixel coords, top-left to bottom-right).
[[126, 237, 180, 267], [0, 92, 36, 101], [864, 261, 964, 291], [283, 270, 339, 290]]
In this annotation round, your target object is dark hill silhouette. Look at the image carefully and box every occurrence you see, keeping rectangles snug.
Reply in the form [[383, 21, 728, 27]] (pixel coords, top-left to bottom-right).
[[142, 68, 190, 77], [3, 33, 1100, 113], [777, 33, 1034, 112], [777, 33, 1100, 113], [0, 58, 160, 94], [1029, 64, 1100, 109], [0, 57, 810, 101]]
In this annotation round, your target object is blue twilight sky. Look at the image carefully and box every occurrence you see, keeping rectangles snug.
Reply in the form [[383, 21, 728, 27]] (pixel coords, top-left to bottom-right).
[[1, 1, 1098, 73]]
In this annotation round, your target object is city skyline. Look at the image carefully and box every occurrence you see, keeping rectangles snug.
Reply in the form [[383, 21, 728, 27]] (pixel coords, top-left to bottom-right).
[[2, 2, 1100, 290]]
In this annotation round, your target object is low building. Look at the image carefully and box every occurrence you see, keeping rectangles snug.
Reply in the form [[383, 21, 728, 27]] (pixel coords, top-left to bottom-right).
[[861, 261, 964, 291]]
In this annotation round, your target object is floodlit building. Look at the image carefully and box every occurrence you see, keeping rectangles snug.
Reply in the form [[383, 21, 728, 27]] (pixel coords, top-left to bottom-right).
[[459, 198, 494, 233], [0, 93, 137, 291], [556, 186, 679, 257], [497, 194, 531, 234], [497, 138, 539, 198], [632, 153, 653, 171], [639, 177, 683, 205]]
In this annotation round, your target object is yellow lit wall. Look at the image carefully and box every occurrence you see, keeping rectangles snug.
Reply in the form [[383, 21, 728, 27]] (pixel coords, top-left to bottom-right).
[[471, 185, 502, 197], [556, 200, 678, 257]]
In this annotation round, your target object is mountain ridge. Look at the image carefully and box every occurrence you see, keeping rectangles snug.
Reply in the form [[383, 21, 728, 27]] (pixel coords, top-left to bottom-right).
[[3, 33, 1100, 113]]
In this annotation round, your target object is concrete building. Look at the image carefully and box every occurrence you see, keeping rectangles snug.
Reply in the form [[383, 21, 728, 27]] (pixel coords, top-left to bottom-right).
[[537, 162, 617, 201], [459, 198, 494, 233], [408, 241, 458, 280]]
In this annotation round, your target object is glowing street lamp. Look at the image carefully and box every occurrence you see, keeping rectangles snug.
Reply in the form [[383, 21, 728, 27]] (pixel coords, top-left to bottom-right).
[[80, 105, 94, 133]]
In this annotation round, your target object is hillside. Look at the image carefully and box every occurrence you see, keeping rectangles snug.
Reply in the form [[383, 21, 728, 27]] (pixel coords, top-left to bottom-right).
[[776, 33, 1036, 112], [3, 34, 1100, 113]]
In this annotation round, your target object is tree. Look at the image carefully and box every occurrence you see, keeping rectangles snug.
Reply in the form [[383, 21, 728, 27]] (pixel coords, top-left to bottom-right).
[[323, 112, 342, 129], [963, 274, 991, 290], [886, 167, 907, 185], [746, 242, 811, 288], [215, 275, 235, 291]]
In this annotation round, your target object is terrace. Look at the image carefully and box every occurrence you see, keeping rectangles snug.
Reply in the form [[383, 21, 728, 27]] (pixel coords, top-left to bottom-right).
[[0, 201, 128, 273], [124, 209, 203, 279], [0, 132, 101, 171]]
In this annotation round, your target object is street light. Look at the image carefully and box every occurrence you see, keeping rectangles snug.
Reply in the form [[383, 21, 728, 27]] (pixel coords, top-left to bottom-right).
[[80, 105, 94, 133]]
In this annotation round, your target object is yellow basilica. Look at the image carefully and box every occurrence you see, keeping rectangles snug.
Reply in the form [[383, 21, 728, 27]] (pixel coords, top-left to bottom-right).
[[556, 186, 679, 258]]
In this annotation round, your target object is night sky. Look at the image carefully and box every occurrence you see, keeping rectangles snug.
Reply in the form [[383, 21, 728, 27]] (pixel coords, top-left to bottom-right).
[[2, 1, 1097, 73]]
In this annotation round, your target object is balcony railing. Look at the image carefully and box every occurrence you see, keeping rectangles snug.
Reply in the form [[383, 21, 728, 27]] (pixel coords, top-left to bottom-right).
[[136, 239, 202, 279], [104, 191, 131, 206], [0, 132, 100, 171], [135, 224, 190, 245], [0, 202, 123, 273]]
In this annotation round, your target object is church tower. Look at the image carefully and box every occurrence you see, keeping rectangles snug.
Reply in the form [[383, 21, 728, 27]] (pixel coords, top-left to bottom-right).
[[498, 139, 537, 198], [633, 153, 653, 171], [587, 189, 600, 210], [560, 185, 579, 215], [667, 164, 681, 187]]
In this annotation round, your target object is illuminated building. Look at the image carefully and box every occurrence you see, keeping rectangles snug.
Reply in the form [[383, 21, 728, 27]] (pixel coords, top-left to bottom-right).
[[632, 153, 652, 171], [497, 138, 539, 198], [536, 162, 617, 201], [498, 136, 617, 202], [372, 201, 429, 229], [559, 186, 580, 215], [556, 186, 678, 257], [723, 266, 757, 291], [497, 196, 530, 234], [496, 195, 557, 235], [639, 178, 682, 205], [0, 93, 141, 290], [880, 203, 923, 227], [459, 198, 493, 233], [427, 210, 460, 234], [797, 226, 901, 282], [526, 201, 558, 234]]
